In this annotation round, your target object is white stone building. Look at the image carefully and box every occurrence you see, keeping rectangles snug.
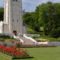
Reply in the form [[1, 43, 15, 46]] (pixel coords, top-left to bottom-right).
[[0, 0, 25, 35]]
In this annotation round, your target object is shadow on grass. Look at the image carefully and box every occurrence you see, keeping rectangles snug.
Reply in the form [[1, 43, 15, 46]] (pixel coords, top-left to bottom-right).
[[12, 56, 34, 60]]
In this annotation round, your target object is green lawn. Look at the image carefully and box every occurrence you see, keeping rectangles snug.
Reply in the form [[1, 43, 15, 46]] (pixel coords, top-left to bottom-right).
[[24, 47, 60, 60], [0, 53, 12, 60], [0, 47, 60, 60]]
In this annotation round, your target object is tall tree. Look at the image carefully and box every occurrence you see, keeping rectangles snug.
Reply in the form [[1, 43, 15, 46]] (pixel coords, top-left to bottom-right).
[[0, 8, 4, 21], [36, 2, 60, 37]]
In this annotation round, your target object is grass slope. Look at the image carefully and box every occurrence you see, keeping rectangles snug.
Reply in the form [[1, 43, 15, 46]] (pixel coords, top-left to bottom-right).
[[24, 47, 60, 60]]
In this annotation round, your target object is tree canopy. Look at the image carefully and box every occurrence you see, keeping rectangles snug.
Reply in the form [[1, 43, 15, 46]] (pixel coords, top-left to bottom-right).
[[23, 2, 60, 37]]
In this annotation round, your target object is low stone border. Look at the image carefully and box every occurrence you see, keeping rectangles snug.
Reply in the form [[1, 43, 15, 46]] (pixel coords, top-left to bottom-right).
[[38, 42, 60, 46], [21, 42, 60, 47]]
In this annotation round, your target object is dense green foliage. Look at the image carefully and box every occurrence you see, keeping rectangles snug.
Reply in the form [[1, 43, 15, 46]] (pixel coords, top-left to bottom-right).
[[23, 2, 60, 37], [37, 2, 60, 37], [23, 12, 41, 33], [0, 8, 4, 21]]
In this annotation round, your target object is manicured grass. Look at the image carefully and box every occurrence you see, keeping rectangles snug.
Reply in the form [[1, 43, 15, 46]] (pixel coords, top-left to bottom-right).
[[0, 47, 60, 60], [23, 47, 60, 60], [0, 53, 12, 60]]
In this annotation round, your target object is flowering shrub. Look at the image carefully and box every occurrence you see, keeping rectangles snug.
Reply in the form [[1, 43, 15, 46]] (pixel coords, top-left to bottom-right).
[[0, 45, 30, 58]]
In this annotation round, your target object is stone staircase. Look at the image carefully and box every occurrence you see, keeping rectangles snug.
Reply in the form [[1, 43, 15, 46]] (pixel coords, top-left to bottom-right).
[[13, 34, 38, 46], [20, 36, 36, 45]]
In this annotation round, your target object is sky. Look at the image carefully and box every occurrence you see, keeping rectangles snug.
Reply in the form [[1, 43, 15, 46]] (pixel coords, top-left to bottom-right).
[[0, 0, 60, 12]]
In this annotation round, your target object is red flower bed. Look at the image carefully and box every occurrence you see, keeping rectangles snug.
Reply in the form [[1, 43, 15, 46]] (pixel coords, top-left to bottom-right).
[[0, 45, 29, 58]]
